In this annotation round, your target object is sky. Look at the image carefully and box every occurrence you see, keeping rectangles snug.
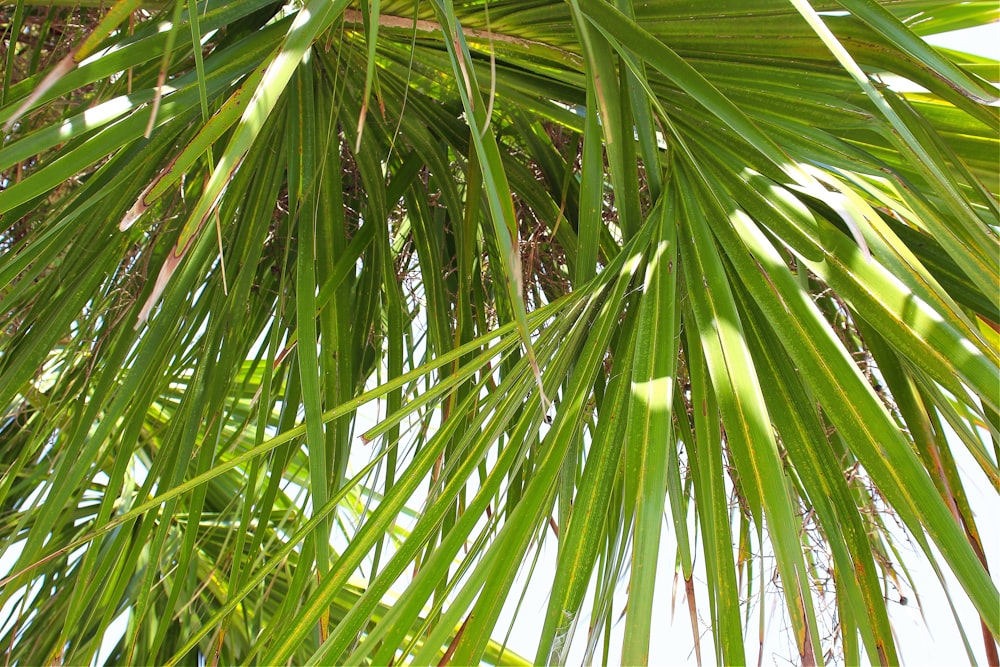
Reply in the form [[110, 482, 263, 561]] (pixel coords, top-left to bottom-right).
[[926, 24, 1000, 59]]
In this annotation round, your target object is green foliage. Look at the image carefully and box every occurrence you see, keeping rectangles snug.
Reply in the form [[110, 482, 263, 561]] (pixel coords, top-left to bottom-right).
[[0, 1, 997, 664]]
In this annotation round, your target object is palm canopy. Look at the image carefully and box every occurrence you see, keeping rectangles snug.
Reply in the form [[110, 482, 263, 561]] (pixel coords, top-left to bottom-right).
[[0, 0, 997, 664]]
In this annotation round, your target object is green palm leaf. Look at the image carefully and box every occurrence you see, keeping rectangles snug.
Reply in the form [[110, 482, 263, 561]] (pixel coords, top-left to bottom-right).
[[0, 1, 996, 664]]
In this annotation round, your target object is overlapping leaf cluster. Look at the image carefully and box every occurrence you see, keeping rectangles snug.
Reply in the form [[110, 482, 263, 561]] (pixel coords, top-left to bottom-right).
[[0, 0, 997, 664]]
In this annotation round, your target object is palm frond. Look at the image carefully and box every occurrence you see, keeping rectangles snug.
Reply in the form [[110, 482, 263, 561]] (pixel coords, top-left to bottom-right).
[[0, 1, 997, 664]]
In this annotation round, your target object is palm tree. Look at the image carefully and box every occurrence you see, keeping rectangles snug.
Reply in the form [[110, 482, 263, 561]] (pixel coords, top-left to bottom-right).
[[0, 0, 997, 664]]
